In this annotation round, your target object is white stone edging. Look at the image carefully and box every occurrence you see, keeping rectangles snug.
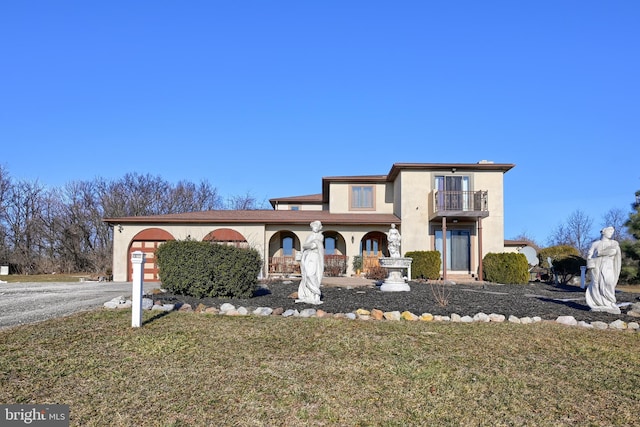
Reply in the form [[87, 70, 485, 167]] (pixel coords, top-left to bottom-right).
[[103, 297, 640, 332]]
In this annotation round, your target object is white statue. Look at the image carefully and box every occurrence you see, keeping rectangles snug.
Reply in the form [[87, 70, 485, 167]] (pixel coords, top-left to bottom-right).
[[585, 226, 622, 314], [385, 224, 401, 258], [296, 220, 324, 305]]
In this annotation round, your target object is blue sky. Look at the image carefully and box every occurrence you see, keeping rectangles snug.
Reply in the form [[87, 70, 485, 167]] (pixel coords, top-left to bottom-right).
[[1, 1, 639, 244]]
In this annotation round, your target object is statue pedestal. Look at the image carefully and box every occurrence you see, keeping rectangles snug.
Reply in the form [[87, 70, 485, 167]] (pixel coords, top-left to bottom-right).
[[379, 257, 412, 292]]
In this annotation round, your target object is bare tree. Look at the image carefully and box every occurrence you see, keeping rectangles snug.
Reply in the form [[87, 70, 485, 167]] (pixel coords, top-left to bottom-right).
[[0, 166, 256, 273], [510, 232, 541, 249], [225, 191, 267, 210], [601, 207, 632, 241], [163, 180, 222, 213], [4, 179, 47, 274], [0, 165, 12, 265], [547, 209, 594, 257]]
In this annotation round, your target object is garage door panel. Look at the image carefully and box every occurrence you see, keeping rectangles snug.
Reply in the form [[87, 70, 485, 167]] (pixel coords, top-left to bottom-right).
[[128, 241, 162, 282]]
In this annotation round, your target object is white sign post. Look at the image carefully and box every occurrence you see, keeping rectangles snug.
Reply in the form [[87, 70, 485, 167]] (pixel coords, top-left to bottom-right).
[[131, 251, 146, 328]]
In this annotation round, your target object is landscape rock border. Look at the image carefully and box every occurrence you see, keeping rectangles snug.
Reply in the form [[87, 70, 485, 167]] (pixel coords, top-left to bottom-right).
[[103, 296, 640, 332]]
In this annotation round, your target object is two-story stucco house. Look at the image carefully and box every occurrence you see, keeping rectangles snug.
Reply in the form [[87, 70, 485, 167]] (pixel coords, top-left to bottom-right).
[[104, 161, 515, 282]]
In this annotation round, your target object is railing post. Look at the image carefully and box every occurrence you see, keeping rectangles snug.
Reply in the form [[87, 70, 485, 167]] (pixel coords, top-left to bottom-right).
[[477, 218, 483, 281], [442, 217, 447, 281]]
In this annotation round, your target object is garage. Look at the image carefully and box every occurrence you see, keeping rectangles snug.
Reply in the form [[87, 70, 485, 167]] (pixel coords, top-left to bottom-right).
[[128, 228, 175, 282]]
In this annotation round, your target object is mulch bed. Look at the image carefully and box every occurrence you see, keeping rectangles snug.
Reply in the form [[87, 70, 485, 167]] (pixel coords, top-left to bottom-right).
[[151, 280, 640, 323]]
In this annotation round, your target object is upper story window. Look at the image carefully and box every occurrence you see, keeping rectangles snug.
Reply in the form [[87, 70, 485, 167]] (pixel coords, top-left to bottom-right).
[[350, 185, 374, 210], [290, 206, 300, 211], [435, 175, 470, 192], [435, 175, 471, 211]]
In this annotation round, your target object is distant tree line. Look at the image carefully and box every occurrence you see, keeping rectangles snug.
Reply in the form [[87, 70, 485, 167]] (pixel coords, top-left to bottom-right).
[[512, 194, 640, 284], [0, 165, 265, 275]]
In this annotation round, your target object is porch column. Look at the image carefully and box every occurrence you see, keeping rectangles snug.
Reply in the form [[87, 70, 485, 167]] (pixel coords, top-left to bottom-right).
[[442, 217, 447, 281], [477, 218, 483, 281]]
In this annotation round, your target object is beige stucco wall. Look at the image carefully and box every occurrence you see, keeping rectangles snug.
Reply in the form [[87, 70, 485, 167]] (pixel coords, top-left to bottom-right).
[[265, 224, 389, 276], [111, 223, 267, 282], [472, 170, 506, 255], [112, 222, 390, 280], [328, 182, 394, 214], [273, 203, 323, 211], [110, 167, 511, 281], [395, 170, 434, 254]]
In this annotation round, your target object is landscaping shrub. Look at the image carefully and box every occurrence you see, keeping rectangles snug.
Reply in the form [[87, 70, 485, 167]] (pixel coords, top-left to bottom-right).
[[405, 251, 441, 280], [156, 240, 262, 298], [365, 265, 388, 280], [482, 252, 529, 284], [324, 255, 346, 277], [352, 255, 363, 273], [537, 245, 583, 284], [537, 245, 579, 269], [552, 255, 586, 285]]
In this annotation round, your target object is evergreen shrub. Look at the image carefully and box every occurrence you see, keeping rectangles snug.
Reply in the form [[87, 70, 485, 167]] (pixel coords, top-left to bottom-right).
[[405, 251, 441, 280], [156, 240, 262, 298], [537, 245, 583, 284], [482, 252, 529, 284], [537, 245, 580, 268], [552, 255, 586, 284]]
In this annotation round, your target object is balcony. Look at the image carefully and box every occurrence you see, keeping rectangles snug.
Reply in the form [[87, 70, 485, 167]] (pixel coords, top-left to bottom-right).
[[433, 190, 489, 218]]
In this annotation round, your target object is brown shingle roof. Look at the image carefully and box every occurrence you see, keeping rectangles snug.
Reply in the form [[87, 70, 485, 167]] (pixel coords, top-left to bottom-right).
[[269, 193, 323, 208], [104, 210, 400, 226], [387, 162, 515, 180]]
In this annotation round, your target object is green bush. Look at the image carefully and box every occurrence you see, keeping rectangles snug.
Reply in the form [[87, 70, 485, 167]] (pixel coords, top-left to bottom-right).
[[482, 252, 529, 284], [352, 255, 363, 272], [537, 245, 583, 284], [405, 251, 441, 280], [552, 255, 586, 285], [537, 245, 580, 269], [156, 240, 262, 298]]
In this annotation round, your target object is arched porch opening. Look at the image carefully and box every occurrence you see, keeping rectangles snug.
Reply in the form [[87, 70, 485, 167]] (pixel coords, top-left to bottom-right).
[[268, 230, 301, 276], [323, 230, 348, 277]]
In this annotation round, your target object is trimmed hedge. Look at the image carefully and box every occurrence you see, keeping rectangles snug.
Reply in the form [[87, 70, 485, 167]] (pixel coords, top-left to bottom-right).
[[537, 245, 580, 269], [482, 252, 529, 284], [405, 251, 441, 280], [156, 240, 262, 298]]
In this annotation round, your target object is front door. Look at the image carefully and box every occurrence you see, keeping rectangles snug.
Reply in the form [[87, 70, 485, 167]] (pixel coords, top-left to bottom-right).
[[435, 229, 471, 272]]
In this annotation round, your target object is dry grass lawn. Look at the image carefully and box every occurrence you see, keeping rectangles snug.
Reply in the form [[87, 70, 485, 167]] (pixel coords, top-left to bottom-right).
[[1, 309, 639, 426]]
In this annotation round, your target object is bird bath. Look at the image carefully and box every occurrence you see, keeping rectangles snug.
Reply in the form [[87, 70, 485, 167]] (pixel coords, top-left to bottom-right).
[[379, 257, 412, 292]]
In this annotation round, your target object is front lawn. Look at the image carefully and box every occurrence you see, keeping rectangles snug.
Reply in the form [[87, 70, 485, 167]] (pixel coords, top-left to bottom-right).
[[1, 310, 638, 426]]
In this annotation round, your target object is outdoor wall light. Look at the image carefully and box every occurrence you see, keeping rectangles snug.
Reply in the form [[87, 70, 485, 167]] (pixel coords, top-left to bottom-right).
[[451, 167, 457, 173], [117, 224, 123, 233], [351, 235, 354, 243]]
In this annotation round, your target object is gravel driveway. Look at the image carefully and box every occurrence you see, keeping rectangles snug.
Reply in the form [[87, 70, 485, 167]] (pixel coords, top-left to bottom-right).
[[0, 281, 159, 330]]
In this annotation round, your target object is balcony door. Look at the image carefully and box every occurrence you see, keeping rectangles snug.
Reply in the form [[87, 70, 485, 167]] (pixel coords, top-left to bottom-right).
[[435, 229, 471, 272], [435, 175, 470, 211]]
